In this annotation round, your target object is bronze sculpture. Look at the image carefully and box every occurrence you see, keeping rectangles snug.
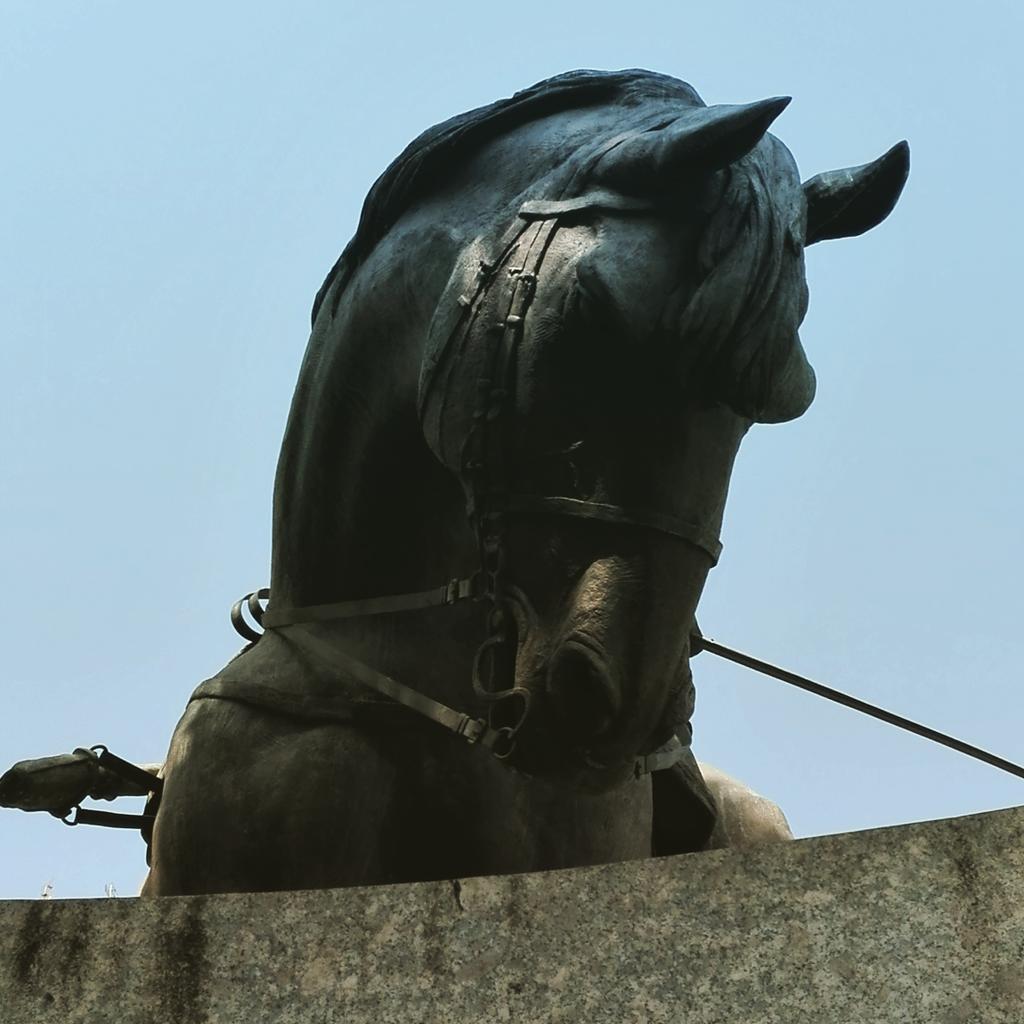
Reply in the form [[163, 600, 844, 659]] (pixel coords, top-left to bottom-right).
[[2, 70, 908, 894]]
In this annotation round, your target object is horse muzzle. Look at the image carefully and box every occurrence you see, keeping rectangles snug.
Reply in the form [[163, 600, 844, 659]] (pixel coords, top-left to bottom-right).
[[545, 634, 621, 741]]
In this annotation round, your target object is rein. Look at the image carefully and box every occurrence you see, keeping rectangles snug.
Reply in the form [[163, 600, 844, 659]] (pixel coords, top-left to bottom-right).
[[693, 634, 1024, 782]]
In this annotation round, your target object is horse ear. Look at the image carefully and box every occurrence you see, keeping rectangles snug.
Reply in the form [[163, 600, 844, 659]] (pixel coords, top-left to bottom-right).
[[803, 141, 910, 245], [594, 97, 792, 193]]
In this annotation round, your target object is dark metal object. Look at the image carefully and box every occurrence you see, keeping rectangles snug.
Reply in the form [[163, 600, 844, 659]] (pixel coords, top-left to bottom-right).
[[0, 748, 101, 814], [0, 745, 162, 832], [58, 746, 163, 832], [91, 745, 164, 798], [230, 587, 269, 643], [699, 637, 1024, 782], [0, 746, 161, 816], [63, 806, 156, 830], [459, 215, 556, 756]]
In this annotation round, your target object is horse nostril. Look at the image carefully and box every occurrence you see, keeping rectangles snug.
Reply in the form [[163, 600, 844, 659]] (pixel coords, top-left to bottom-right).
[[546, 642, 618, 739]]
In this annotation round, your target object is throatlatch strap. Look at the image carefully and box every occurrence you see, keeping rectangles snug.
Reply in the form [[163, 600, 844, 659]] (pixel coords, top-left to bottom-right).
[[261, 575, 481, 630]]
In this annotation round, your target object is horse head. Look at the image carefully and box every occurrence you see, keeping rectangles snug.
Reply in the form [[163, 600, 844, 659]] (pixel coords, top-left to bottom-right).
[[418, 89, 908, 789], [131, 72, 913, 894]]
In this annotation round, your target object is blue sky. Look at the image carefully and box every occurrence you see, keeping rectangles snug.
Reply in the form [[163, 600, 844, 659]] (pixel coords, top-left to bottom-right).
[[2, 1, 1022, 898]]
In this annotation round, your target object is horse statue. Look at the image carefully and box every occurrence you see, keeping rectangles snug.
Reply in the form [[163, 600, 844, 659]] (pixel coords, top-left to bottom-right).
[[6, 70, 909, 895]]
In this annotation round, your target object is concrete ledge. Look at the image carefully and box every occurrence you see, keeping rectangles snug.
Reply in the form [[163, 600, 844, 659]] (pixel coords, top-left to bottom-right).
[[3, 806, 1024, 1023]]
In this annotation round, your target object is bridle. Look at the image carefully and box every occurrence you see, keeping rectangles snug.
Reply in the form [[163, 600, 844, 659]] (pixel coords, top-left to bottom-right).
[[232, 191, 724, 785]]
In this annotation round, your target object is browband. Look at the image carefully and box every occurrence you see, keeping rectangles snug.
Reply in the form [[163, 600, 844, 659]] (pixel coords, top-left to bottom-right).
[[518, 189, 653, 220]]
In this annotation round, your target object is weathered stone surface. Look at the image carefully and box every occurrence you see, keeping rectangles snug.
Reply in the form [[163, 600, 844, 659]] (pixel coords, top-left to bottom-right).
[[3, 806, 1023, 1023]]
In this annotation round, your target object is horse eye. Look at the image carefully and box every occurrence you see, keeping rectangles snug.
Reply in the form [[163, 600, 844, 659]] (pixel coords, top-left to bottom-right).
[[572, 261, 619, 330], [569, 276, 598, 328]]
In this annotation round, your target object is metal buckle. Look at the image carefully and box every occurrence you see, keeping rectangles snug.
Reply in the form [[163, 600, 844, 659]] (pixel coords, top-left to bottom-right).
[[487, 687, 531, 761], [443, 578, 473, 605], [456, 716, 487, 744], [488, 726, 518, 760], [443, 576, 481, 605]]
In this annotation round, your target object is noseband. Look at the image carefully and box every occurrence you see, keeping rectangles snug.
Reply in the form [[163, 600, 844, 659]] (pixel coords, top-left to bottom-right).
[[233, 192, 723, 783]]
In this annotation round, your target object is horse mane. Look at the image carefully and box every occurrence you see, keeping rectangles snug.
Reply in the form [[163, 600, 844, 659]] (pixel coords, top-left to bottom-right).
[[311, 69, 703, 325], [310, 68, 811, 422], [667, 136, 813, 421]]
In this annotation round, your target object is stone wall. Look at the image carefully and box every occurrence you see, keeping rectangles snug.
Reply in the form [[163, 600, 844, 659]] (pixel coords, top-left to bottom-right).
[[3, 806, 1023, 1023]]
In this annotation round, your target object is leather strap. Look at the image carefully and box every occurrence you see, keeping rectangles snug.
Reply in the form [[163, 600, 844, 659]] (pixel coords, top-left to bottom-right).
[[231, 588, 269, 643], [418, 215, 537, 422], [276, 624, 515, 753], [91, 745, 163, 797], [55, 746, 163, 832], [507, 495, 723, 565], [261, 575, 481, 629], [63, 807, 156, 830], [518, 189, 653, 219]]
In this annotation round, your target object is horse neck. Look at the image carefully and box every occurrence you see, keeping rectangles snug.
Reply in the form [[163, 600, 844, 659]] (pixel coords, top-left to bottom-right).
[[269, 269, 481, 703]]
